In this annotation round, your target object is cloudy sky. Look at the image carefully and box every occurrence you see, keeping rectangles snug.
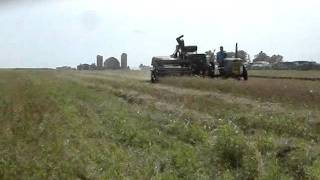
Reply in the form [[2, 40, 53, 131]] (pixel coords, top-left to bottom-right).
[[0, 0, 319, 68]]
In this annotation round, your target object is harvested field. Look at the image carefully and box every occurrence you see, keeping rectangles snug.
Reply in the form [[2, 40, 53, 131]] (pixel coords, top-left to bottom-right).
[[250, 70, 320, 81], [1, 70, 320, 179]]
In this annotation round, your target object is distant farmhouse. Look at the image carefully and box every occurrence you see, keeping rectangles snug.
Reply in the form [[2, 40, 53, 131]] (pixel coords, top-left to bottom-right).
[[292, 61, 320, 70], [249, 61, 320, 70], [139, 64, 152, 71], [89, 63, 97, 70], [249, 61, 272, 69], [272, 61, 320, 70], [248, 51, 320, 70], [77, 53, 128, 70], [77, 64, 90, 70], [56, 66, 74, 70], [272, 62, 296, 70]]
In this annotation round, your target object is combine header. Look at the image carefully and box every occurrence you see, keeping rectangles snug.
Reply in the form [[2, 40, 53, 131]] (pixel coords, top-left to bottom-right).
[[151, 35, 248, 82]]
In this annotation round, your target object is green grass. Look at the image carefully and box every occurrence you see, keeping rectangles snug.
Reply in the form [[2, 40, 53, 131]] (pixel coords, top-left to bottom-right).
[[0, 70, 320, 179]]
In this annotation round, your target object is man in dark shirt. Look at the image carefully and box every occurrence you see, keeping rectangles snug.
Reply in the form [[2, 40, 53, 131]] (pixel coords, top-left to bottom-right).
[[216, 46, 227, 67]]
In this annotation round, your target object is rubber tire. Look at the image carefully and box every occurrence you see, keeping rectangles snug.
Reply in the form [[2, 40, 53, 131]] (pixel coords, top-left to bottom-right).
[[208, 62, 215, 78], [243, 66, 248, 80], [151, 71, 158, 83]]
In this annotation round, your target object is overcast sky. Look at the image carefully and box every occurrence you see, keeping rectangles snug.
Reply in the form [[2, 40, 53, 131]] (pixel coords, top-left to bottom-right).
[[0, 0, 320, 68]]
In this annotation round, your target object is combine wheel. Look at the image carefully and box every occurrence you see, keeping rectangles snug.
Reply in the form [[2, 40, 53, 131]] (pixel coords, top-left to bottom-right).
[[208, 63, 215, 78], [242, 66, 248, 80], [151, 70, 158, 83]]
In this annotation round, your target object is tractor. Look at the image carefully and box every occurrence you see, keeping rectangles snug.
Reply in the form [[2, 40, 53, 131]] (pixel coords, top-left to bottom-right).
[[215, 43, 248, 80]]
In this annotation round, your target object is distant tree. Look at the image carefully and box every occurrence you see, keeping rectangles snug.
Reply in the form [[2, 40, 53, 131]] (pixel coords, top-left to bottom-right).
[[270, 54, 283, 64], [238, 50, 249, 61], [253, 51, 271, 63], [226, 52, 235, 58], [225, 50, 250, 62]]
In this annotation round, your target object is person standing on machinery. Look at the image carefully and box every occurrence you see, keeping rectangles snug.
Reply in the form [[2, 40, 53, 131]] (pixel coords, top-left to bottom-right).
[[173, 35, 185, 58], [216, 46, 227, 74]]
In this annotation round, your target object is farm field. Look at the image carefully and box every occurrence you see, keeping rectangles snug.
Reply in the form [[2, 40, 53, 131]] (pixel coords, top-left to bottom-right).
[[1, 70, 320, 179], [249, 70, 320, 79]]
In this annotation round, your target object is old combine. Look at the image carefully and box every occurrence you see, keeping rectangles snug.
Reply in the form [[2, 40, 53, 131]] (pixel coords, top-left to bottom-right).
[[151, 35, 248, 82]]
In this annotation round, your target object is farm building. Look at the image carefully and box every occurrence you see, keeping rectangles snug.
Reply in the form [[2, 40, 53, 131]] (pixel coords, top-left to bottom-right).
[[292, 61, 320, 70], [272, 62, 296, 70], [56, 66, 74, 70], [77, 64, 90, 70], [139, 64, 152, 71], [293, 61, 317, 66], [104, 57, 120, 69], [272, 61, 320, 70], [249, 61, 271, 69], [89, 63, 97, 70]]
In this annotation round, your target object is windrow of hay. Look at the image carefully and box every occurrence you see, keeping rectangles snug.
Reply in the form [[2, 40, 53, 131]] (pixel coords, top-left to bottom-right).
[[160, 76, 320, 109]]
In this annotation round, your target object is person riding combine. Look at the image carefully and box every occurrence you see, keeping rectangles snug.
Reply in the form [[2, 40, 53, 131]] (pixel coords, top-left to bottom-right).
[[217, 46, 227, 66], [173, 35, 185, 58]]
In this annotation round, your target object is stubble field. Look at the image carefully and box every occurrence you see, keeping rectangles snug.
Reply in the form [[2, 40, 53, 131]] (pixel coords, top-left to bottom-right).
[[0, 69, 319, 179]]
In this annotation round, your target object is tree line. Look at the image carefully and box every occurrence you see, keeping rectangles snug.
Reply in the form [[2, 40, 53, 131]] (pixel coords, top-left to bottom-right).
[[206, 49, 284, 64]]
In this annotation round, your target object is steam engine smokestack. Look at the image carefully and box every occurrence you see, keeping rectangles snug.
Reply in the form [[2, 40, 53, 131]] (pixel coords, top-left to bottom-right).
[[235, 43, 238, 58]]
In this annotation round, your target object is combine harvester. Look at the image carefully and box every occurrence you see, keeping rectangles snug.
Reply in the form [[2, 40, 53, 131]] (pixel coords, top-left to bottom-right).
[[151, 35, 248, 82]]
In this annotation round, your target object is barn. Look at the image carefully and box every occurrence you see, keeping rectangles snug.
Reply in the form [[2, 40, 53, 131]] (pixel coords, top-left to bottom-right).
[[104, 57, 120, 69]]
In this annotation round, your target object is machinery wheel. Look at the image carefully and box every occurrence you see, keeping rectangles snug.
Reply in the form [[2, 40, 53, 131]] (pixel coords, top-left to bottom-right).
[[151, 71, 158, 83], [208, 62, 215, 78], [242, 66, 248, 80]]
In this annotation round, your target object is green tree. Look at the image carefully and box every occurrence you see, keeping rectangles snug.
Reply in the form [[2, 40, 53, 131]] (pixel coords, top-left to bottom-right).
[[226, 52, 235, 58], [253, 51, 271, 63], [238, 50, 249, 61], [270, 54, 283, 64], [226, 50, 250, 62]]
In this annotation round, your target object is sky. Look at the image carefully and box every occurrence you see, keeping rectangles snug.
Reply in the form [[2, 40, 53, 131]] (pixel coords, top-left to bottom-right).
[[0, 0, 320, 68]]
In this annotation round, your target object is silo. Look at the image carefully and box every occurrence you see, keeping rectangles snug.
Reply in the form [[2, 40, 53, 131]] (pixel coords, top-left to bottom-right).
[[121, 53, 127, 69], [97, 55, 103, 70]]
